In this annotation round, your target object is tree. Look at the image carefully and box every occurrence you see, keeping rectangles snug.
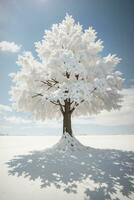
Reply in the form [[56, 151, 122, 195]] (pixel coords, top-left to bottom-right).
[[10, 14, 123, 137]]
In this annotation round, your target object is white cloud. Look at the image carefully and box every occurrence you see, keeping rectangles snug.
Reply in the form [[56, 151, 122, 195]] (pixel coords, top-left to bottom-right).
[[4, 116, 32, 124], [0, 104, 12, 113], [3, 116, 60, 127], [0, 41, 21, 53]]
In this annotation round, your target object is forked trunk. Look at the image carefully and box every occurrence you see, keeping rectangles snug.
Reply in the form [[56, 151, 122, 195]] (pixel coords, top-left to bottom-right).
[[63, 100, 73, 137]]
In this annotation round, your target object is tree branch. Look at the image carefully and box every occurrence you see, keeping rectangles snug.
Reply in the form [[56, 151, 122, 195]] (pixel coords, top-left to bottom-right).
[[65, 71, 70, 79], [50, 100, 60, 106], [57, 100, 65, 114], [36, 79, 59, 90], [70, 101, 82, 113], [32, 94, 64, 112], [75, 74, 79, 80], [32, 93, 43, 98], [70, 87, 97, 113]]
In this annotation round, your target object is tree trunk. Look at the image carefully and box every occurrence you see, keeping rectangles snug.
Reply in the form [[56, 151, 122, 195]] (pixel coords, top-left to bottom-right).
[[63, 101, 73, 137], [63, 112, 72, 137]]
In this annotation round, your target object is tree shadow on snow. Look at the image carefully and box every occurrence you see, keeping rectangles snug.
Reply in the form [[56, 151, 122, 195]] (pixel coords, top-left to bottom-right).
[[6, 141, 134, 200]]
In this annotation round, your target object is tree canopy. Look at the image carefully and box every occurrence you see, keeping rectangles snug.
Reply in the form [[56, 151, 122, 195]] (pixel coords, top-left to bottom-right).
[[10, 14, 123, 121]]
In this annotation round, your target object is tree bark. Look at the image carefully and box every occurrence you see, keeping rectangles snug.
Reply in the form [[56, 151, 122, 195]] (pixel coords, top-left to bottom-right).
[[63, 100, 73, 137]]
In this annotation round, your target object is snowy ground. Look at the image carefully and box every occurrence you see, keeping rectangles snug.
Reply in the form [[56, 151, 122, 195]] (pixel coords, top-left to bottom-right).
[[0, 135, 134, 200]]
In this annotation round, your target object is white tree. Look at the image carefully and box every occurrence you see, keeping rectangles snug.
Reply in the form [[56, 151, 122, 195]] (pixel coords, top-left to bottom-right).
[[10, 14, 123, 137]]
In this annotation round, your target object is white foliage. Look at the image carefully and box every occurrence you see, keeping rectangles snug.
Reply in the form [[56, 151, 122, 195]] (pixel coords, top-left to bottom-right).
[[10, 14, 123, 120]]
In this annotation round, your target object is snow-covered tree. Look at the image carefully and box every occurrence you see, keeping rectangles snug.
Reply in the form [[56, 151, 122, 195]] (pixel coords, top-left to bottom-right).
[[10, 14, 123, 137]]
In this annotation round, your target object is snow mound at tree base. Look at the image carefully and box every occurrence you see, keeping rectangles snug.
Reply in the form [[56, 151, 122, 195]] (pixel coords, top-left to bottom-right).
[[53, 132, 88, 152]]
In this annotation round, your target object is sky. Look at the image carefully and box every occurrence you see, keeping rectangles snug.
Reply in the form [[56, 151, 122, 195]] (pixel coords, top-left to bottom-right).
[[0, 0, 134, 135]]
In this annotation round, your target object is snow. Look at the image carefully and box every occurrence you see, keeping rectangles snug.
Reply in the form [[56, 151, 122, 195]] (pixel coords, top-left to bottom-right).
[[53, 132, 86, 151], [0, 135, 134, 200]]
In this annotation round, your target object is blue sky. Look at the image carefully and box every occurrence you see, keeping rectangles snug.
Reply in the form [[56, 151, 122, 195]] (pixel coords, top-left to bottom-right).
[[0, 0, 134, 135]]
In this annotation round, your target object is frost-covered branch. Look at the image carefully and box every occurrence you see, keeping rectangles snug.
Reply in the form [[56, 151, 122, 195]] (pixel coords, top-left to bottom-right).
[[32, 93, 43, 98], [39, 79, 59, 90], [70, 87, 97, 113], [50, 100, 60, 106], [58, 100, 65, 114]]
